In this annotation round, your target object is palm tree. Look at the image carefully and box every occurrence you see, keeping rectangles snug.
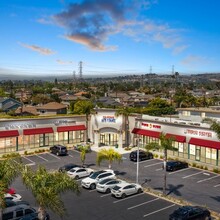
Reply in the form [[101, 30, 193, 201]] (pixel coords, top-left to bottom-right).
[[78, 145, 90, 166], [0, 158, 21, 217], [145, 133, 176, 195], [74, 100, 94, 143], [115, 107, 133, 147], [96, 148, 122, 169], [21, 165, 80, 220], [210, 120, 220, 139]]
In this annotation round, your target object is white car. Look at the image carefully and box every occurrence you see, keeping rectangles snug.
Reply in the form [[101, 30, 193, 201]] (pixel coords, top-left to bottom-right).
[[4, 193, 22, 202], [96, 178, 124, 193], [111, 182, 143, 198], [67, 167, 94, 179], [81, 169, 116, 190]]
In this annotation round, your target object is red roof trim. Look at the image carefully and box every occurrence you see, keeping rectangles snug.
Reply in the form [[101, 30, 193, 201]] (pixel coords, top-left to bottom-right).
[[0, 130, 19, 138], [132, 128, 161, 138], [166, 133, 186, 143], [189, 138, 220, 150], [57, 125, 86, 132], [23, 127, 54, 135]]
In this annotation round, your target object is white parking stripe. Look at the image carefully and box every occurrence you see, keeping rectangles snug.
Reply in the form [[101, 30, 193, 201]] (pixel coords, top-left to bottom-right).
[[68, 154, 74, 158], [46, 153, 61, 159], [197, 175, 219, 183], [168, 167, 191, 175], [156, 168, 163, 171], [100, 193, 111, 198], [143, 204, 176, 218], [134, 159, 158, 164], [144, 162, 163, 168], [113, 193, 143, 203], [36, 154, 48, 161], [182, 171, 203, 179], [214, 184, 220, 187], [127, 198, 159, 210], [23, 156, 35, 164]]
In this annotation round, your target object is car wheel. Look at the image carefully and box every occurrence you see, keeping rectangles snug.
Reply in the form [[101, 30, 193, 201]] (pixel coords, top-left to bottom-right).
[[204, 217, 211, 220], [75, 175, 79, 180], [56, 152, 59, 156], [137, 188, 142, 194], [106, 188, 111, 194], [90, 184, 96, 190], [121, 193, 126, 199]]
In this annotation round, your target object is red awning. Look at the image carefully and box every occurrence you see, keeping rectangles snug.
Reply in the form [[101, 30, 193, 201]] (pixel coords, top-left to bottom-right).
[[189, 138, 220, 150], [166, 133, 186, 142], [132, 128, 161, 138], [57, 125, 86, 132], [23, 127, 54, 135], [0, 130, 19, 138]]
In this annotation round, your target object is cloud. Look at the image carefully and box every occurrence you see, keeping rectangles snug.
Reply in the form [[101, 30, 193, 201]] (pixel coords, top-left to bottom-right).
[[49, 0, 186, 53], [181, 55, 207, 67], [56, 59, 73, 65], [19, 42, 56, 55]]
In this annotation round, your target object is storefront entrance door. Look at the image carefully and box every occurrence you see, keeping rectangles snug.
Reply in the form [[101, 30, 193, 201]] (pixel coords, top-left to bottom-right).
[[99, 133, 118, 146], [196, 147, 200, 161]]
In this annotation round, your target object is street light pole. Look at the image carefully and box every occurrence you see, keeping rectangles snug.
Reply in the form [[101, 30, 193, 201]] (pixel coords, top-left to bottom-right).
[[136, 139, 140, 184]]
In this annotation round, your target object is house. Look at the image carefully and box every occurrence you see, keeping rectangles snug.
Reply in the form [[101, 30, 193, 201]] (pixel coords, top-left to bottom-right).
[[0, 97, 22, 112], [36, 102, 67, 115], [60, 94, 88, 106], [15, 105, 39, 116], [14, 89, 32, 102]]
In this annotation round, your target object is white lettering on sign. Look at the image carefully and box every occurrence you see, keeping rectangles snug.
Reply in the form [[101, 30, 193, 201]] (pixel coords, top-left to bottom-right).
[[184, 129, 212, 138], [5, 124, 36, 130], [101, 116, 116, 123], [142, 122, 161, 129]]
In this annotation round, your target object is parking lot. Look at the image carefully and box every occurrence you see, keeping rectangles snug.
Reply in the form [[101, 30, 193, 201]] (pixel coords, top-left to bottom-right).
[[11, 149, 220, 219]]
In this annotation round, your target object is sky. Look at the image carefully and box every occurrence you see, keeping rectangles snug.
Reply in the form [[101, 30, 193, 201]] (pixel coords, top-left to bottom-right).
[[0, 0, 220, 78]]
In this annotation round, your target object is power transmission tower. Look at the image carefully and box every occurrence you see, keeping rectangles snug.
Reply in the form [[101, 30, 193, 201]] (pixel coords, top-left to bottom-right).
[[79, 61, 83, 80], [149, 65, 152, 74]]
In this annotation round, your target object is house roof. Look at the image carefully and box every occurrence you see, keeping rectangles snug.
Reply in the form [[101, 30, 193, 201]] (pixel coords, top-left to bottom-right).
[[60, 94, 88, 101], [15, 106, 38, 115], [36, 102, 67, 110], [74, 91, 88, 96]]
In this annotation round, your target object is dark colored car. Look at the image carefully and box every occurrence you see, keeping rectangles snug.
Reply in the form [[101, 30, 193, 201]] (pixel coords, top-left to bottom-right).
[[166, 160, 188, 172], [20, 212, 50, 220], [129, 150, 153, 162], [50, 144, 68, 156], [169, 206, 211, 220], [58, 163, 81, 172], [4, 198, 30, 208]]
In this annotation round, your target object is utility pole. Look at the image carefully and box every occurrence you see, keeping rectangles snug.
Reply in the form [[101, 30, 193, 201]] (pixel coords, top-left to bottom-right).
[[149, 65, 152, 74]]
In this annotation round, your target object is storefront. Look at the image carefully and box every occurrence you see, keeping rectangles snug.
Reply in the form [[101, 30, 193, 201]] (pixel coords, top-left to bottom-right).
[[0, 116, 86, 154], [90, 109, 124, 148], [132, 119, 220, 166]]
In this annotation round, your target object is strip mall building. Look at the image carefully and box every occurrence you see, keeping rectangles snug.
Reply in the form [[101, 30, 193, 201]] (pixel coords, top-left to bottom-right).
[[0, 108, 219, 167]]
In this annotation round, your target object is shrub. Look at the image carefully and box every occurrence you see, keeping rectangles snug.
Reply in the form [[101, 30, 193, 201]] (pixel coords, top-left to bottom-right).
[[24, 151, 28, 155], [204, 166, 208, 170], [154, 154, 158, 158], [160, 155, 163, 159], [213, 168, 219, 174], [192, 162, 197, 167]]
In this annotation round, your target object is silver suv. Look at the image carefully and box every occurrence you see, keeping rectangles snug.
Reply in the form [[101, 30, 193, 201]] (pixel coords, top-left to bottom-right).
[[81, 170, 116, 189]]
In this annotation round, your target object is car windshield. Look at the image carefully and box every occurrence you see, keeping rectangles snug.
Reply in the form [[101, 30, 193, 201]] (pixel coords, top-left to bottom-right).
[[60, 147, 66, 150], [89, 171, 105, 179], [99, 178, 112, 184], [112, 185, 121, 190]]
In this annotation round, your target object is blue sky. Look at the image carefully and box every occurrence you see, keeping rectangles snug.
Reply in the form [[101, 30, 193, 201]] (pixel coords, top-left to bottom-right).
[[0, 0, 220, 77]]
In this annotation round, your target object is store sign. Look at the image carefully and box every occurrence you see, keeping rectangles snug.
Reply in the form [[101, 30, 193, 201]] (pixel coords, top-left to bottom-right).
[[101, 116, 116, 123], [54, 120, 76, 125], [184, 129, 212, 138], [142, 122, 161, 129], [5, 124, 36, 130]]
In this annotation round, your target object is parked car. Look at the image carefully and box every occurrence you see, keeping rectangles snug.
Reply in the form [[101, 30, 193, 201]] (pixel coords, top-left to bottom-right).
[[169, 206, 211, 220], [4, 193, 22, 202], [2, 205, 46, 220], [5, 188, 16, 195], [58, 163, 81, 172], [166, 160, 188, 172], [3, 199, 30, 208], [96, 178, 124, 193], [111, 182, 143, 198], [19, 212, 50, 220], [81, 170, 116, 190], [67, 167, 94, 179], [50, 144, 68, 156], [129, 150, 153, 162]]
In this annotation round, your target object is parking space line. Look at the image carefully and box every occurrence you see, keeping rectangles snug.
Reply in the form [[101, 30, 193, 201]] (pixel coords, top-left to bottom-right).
[[89, 189, 97, 192], [46, 153, 61, 160], [197, 175, 219, 183], [68, 154, 74, 158], [23, 156, 36, 164], [134, 159, 158, 165], [143, 204, 176, 218], [156, 168, 163, 171], [182, 171, 203, 179], [168, 167, 191, 175], [100, 193, 111, 198], [214, 184, 220, 187], [127, 198, 159, 210], [35, 154, 48, 162], [144, 162, 163, 168], [113, 193, 144, 203]]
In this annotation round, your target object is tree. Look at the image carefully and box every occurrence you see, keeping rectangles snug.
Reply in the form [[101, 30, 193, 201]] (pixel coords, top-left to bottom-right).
[[74, 100, 94, 143], [0, 158, 21, 217], [77, 145, 90, 166], [145, 133, 177, 195], [20, 165, 80, 220], [210, 120, 220, 140], [115, 107, 133, 147], [96, 148, 122, 169]]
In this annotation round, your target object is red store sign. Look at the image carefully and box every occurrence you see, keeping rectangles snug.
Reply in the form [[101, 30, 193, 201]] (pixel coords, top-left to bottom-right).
[[142, 122, 161, 129], [184, 129, 212, 138]]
